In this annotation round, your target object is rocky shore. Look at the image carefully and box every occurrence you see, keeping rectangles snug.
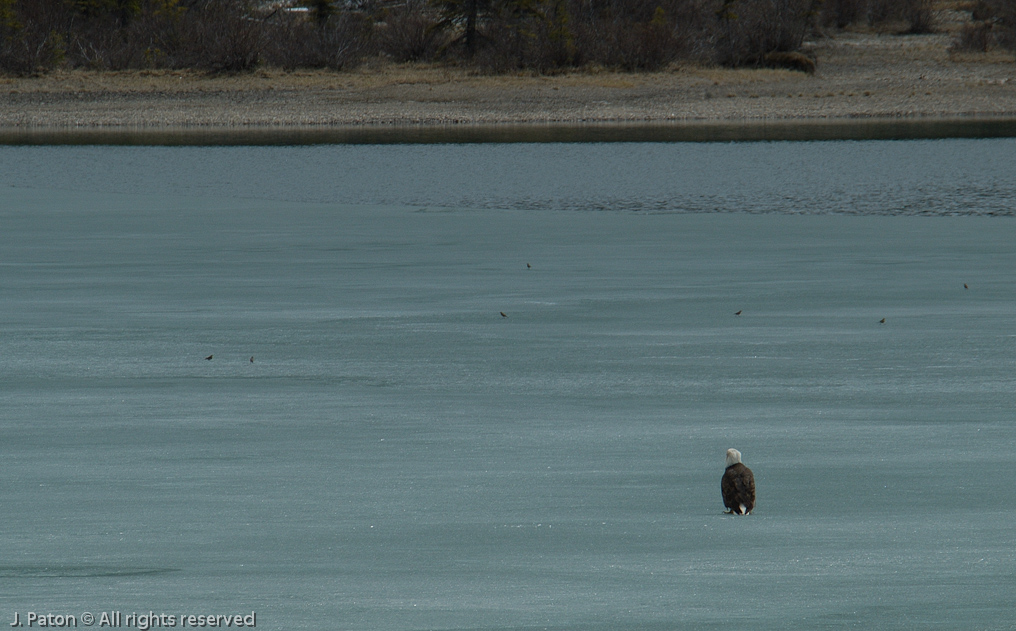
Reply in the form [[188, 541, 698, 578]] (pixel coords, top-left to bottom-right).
[[0, 29, 1014, 133]]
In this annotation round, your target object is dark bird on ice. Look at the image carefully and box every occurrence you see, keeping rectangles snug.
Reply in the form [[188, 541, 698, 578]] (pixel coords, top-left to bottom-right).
[[250, 356, 255, 363], [500, 312, 508, 318], [964, 283, 969, 289], [879, 318, 886, 324], [205, 354, 213, 360], [734, 310, 742, 316], [722, 448, 755, 515], [527, 263, 531, 269]]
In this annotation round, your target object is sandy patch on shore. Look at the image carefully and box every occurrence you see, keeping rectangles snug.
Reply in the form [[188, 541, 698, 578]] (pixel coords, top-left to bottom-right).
[[1, 27, 1014, 129]]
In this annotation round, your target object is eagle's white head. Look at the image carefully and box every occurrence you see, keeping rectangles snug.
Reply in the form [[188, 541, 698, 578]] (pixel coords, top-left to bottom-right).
[[725, 448, 742, 467]]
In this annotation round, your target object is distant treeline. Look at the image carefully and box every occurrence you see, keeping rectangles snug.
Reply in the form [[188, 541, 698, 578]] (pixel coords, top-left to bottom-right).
[[0, 0, 1012, 75]]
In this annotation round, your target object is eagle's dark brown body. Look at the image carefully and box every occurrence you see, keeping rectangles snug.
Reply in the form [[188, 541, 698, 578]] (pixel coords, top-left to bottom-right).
[[721, 462, 755, 515]]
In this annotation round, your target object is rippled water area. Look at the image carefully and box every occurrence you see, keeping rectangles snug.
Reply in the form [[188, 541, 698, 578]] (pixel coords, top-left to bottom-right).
[[1, 139, 1015, 630]]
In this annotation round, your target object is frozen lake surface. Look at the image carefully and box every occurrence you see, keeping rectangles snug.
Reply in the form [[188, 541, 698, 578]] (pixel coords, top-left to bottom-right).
[[1, 140, 1015, 630]]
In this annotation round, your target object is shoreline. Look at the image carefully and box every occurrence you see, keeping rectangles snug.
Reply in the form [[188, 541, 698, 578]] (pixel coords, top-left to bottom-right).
[[1, 30, 1015, 140], [3, 117, 1016, 145]]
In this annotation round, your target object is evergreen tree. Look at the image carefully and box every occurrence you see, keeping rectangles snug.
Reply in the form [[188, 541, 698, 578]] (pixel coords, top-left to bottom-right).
[[433, 0, 493, 56]]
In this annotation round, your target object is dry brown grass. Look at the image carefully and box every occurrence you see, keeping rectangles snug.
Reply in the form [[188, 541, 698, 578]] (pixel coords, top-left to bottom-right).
[[0, 61, 820, 95]]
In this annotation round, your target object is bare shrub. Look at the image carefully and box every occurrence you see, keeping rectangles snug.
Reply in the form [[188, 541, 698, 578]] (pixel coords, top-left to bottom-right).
[[865, 0, 898, 26], [468, 23, 525, 71], [613, 18, 678, 69], [583, 10, 676, 69], [470, 12, 547, 72], [714, 0, 812, 67], [68, 12, 181, 69], [69, 18, 136, 68], [951, 20, 993, 52], [263, 12, 374, 70], [978, 0, 1016, 50], [175, 0, 264, 71], [949, 0, 1014, 51], [0, 0, 72, 74], [1, 0, 960, 76], [450, 0, 715, 72], [568, 0, 712, 70], [821, 0, 867, 28], [967, 0, 994, 21], [377, 1, 446, 61], [901, 0, 934, 33], [465, 0, 578, 72]]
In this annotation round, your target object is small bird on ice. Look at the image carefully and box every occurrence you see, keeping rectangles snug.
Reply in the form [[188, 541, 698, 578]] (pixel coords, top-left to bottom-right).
[[205, 355, 213, 360], [500, 312, 508, 318], [721, 448, 755, 515], [250, 356, 255, 363], [734, 310, 742, 316], [879, 318, 886, 324]]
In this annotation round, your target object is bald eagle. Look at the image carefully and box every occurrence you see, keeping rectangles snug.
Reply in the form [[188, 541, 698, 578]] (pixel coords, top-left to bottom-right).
[[721, 448, 755, 515]]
